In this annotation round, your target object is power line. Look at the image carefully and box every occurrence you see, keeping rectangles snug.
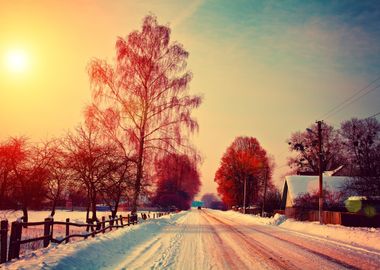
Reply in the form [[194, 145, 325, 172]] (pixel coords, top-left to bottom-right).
[[319, 74, 380, 120], [367, 111, 380, 119], [324, 83, 380, 120]]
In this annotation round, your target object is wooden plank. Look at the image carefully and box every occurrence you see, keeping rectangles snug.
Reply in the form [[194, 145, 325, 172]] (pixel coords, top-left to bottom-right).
[[8, 221, 22, 261], [53, 221, 97, 227], [43, 218, 52, 248], [19, 235, 50, 244], [0, 220, 8, 264], [65, 218, 70, 244]]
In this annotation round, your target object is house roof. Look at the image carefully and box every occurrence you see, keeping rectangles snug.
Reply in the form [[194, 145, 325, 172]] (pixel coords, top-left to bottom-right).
[[283, 175, 353, 207]]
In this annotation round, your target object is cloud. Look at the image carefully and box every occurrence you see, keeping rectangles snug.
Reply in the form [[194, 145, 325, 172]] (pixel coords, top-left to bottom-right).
[[171, 0, 204, 27]]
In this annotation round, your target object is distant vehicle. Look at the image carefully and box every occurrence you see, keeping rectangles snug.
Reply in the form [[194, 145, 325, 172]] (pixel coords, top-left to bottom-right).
[[197, 206, 202, 210]]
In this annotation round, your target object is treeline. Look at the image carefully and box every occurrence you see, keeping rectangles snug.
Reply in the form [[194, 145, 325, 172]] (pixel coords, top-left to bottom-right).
[[0, 15, 202, 221], [213, 116, 379, 213], [287, 117, 380, 196]]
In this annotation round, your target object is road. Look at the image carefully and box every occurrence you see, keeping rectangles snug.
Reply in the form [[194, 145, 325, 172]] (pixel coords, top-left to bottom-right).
[[4, 209, 380, 270], [116, 209, 380, 270]]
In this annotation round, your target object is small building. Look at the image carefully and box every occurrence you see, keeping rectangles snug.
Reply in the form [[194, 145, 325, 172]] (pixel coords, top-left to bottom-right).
[[280, 175, 353, 217]]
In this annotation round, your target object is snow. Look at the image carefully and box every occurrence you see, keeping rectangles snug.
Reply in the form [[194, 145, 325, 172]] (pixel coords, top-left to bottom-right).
[[2, 209, 380, 269], [0, 209, 150, 256], [210, 210, 380, 251], [0, 210, 136, 224], [2, 212, 183, 270]]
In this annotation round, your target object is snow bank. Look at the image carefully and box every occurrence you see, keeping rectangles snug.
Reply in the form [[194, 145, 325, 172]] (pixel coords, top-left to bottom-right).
[[210, 210, 380, 251], [3, 212, 186, 270], [279, 218, 380, 251]]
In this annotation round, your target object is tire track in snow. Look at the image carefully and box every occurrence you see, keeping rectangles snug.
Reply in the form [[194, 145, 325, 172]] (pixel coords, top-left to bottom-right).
[[205, 210, 375, 270], [200, 211, 244, 269], [201, 211, 300, 270]]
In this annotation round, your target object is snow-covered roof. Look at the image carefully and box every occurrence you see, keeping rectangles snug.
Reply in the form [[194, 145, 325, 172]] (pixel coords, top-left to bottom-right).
[[283, 175, 353, 207]]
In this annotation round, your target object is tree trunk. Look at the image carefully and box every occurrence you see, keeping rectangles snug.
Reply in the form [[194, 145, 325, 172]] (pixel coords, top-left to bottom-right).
[[86, 201, 90, 222], [50, 199, 57, 217], [22, 206, 28, 228], [91, 193, 97, 221], [111, 209, 117, 219], [131, 138, 145, 214], [111, 199, 120, 219]]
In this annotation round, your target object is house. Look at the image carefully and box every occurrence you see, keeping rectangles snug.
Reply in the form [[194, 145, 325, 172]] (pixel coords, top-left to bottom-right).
[[280, 175, 353, 217]]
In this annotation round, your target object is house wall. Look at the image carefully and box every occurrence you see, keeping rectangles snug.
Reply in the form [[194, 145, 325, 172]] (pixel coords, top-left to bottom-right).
[[285, 191, 293, 208], [284, 207, 296, 218]]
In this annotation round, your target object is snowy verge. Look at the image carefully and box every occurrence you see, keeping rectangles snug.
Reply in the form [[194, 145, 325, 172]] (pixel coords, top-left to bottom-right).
[[2, 212, 187, 270], [209, 209, 380, 251]]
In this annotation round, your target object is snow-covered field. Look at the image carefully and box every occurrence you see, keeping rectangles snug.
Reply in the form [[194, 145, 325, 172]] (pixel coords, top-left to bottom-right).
[[2, 209, 380, 269], [0, 210, 148, 256], [0, 209, 136, 223]]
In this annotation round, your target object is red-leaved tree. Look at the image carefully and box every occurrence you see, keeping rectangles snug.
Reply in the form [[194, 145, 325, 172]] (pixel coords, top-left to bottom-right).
[[153, 153, 200, 210], [86, 15, 201, 213], [214, 137, 273, 209]]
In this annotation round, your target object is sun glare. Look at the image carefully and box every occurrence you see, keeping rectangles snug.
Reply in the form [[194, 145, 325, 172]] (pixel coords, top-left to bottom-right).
[[5, 49, 28, 73]]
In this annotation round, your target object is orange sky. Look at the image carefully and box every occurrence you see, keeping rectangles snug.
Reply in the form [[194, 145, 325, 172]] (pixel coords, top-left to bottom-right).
[[1, 1, 379, 198]]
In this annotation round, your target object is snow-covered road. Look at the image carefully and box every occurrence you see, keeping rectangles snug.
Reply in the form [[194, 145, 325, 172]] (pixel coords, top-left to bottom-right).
[[200, 210, 380, 269], [4, 209, 380, 269]]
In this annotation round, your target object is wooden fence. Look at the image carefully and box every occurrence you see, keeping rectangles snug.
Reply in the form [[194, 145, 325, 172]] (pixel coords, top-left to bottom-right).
[[308, 210, 380, 227], [282, 208, 380, 227], [0, 211, 170, 264]]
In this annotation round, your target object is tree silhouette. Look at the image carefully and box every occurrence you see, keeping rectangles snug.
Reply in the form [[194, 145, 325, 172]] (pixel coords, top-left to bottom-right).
[[340, 117, 380, 195], [64, 125, 116, 222], [153, 153, 200, 210], [87, 15, 201, 213], [287, 122, 346, 174], [5, 138, 50, 223]]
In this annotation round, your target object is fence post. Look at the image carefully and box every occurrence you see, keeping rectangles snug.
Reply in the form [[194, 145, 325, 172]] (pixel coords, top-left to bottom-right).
[[8, 220, 22, 261], [120, 215, 123, 227], [127, 214, 130, 226], [91, 219, 95, 237], [1, 220, 8, 263], [50, 218, 54, 242], [109, 216, 113, 231], [65, 218, 70, 244], [43, 218, 52, 248], [102, 217, 105, 233]]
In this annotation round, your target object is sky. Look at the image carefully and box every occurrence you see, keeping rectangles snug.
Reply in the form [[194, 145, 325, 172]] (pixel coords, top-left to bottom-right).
[[1, 0, 380, 197]]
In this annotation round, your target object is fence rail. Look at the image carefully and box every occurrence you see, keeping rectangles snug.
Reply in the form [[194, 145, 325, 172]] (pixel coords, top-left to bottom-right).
[[0, 211, 170, 264]]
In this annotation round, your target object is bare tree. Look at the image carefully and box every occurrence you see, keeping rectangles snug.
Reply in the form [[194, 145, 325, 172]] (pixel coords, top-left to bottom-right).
[[340, 117, 380, 195], [64, 125, 116, 222], [86, 15, 201, 213], [44, 140, 70, 217], [100, 155, 134, 219], [287, 122, 346, 174], [0, 140, 14, 209], [7, 138, 50, 223]]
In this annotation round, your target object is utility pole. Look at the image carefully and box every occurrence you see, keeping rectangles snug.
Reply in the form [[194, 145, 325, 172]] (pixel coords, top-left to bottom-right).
[[261, 167, 268, 217], [317, 120, 323, 224], [243, 175, 247, 214]]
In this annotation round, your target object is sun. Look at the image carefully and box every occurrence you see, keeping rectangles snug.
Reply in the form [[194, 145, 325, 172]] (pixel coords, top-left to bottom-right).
[[5, 49, 28, 73]]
